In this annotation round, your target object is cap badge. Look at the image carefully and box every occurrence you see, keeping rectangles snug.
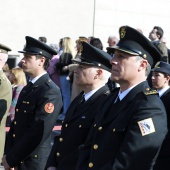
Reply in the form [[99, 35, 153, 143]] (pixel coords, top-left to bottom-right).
[[120, 27, 126, 39], [154, 62, 160, 68]]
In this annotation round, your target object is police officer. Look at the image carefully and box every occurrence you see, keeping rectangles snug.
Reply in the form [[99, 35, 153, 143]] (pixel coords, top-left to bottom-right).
[[2, 36, 63, 170], [76, 26, 167, 170], [46, 42, 111, 170], [151, 61, 170, 170], [0, 44, 12, 163]]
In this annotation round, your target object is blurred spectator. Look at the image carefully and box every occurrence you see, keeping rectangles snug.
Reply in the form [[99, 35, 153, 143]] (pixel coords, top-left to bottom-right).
[[47, 43, 60, 87], [87, 36, 94, 43], [160, 37, 170, 63], [107, 35, 119, 47], [90, 38, 103, 50], [38, 36, 47, 43], [69, 37, 88, 101], [6, 67, 27, 125], [2, 62, 10, 77], [55, 37, 76, 121]]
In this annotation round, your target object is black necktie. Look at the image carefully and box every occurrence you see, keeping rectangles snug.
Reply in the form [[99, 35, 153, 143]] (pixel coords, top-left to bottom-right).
[[24, 82, 33, 91], [80, 95, 85, 104], [115, 96, 120, 104]]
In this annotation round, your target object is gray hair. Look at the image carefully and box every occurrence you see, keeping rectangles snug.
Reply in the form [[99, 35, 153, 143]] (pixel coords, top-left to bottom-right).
[[136, 55, 151, 77]]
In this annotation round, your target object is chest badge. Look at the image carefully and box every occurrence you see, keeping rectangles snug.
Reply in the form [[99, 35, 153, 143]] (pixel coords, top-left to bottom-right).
[[44, 103, 54, 114]]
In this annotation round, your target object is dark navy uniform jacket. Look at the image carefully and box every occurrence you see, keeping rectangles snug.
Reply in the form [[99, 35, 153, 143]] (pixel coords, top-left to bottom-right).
[[46, 85, 110, 170], [5, 73, 62, 169], [154, 87, 170, 170], [76, 81, 167, 170]]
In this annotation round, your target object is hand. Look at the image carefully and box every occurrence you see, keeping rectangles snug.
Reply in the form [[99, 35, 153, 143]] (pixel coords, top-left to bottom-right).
[[47, 167, 57, 170], [2, 155, 13, 170]]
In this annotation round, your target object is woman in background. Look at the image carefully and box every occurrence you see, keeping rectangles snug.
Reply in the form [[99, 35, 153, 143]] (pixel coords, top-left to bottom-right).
[[55, 37, 76, 121], [6, 67, 27, 125]]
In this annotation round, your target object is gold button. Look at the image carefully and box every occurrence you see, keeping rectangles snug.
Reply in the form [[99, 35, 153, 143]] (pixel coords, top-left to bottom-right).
[[24, 110, 26, 113], [113, 128, 116, 132], [23, 101, 26, 103], [93, 144, 98, 150], [89, 162, 93, 168], [59, 138, 63, 142], [14, 121, 17, 125], [146, 88, 150, 91], [98, 127, 102, 131], [16, 108, 19, 112], [79, 125, 82, 128], [94, 124, 96, 127], [65, 124, 68, 127], [13, 134, 15, 138], [34, 155, 38, 158], [56, 152, 60, 156], [27, 102, 29, 104]]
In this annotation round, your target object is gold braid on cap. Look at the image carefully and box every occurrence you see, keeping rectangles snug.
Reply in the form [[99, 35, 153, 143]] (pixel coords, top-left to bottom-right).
[[154, 62, 160, 68]]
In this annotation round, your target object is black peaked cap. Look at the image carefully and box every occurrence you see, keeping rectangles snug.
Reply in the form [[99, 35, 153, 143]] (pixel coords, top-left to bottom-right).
[[0, 43, 11, 54], [18, 36, 57, 59], [152, 61, 170, 75], [107, 26, 162, 67], [72, 42, 112, 72]]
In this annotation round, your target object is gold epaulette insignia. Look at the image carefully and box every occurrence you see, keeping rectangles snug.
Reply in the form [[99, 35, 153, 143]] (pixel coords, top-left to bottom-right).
[[144, 89, 158, 95]]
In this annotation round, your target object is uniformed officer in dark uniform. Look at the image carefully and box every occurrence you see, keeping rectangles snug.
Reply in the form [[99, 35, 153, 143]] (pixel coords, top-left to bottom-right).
[[46, 42, 112, 170], [151, 61, 170, 170], [2, 36, 63, 170], [76, 26, 167, 170]]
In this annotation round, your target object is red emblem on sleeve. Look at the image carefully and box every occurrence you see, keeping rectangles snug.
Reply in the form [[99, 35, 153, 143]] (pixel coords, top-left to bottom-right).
[[44, 103, 54, 114]]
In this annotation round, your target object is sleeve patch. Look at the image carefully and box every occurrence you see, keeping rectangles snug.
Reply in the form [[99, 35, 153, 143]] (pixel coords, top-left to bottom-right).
[[137, 118, 155, 136], [44, 103, 54, 114]]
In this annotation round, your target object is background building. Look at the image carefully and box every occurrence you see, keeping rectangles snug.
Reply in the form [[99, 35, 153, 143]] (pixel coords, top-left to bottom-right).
[[1, 0, 170, 67]]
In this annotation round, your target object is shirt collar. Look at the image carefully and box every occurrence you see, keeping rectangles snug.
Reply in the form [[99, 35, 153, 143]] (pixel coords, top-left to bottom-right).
[[158, 86, 170, 97], [30, 72, 47, 84]]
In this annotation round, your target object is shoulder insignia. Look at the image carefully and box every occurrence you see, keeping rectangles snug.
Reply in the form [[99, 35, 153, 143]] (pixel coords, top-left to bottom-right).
[[144, 89, 158, 95], [138, 118, 155, 136], [44, 103, 54, 114]]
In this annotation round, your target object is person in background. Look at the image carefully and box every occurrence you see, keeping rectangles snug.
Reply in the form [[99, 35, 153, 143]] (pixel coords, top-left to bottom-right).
[[76, 26, 167, 170], [56, 37, 76, 121], [0, 44, 12, 165], [106, 35, 119, 57], [47, 43, 60, 88], [6, 67, 27, 125], [90, 38, 103, 50], [38, 36, 47, 43], [151, 61, 170, 170], [2, 36, 63, 170], [2, 62, 10, 77], [69, 37, 88, 102], [46, 41, 111, 170], [87, 36, 94, 44]]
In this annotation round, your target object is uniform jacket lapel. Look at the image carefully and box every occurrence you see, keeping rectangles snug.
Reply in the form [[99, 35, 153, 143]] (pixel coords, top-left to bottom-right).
[[100, 81, 150, 126], [64, 85, 109, 123], [17, 74, 49, 107]]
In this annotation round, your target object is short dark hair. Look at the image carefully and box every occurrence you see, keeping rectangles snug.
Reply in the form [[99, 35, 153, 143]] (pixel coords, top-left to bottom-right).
[[153, 26, 164, 39], [36, 55, 50, 70], [90, 38, 103, 50], [39, 37, 47, 43]]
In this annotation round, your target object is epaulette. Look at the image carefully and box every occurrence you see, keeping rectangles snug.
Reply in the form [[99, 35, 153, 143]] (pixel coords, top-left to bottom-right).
[[144, 88, 158, 95]]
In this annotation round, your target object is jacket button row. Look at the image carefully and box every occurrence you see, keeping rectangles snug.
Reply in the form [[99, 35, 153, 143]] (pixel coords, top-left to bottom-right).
[[59, 138, 63, 142]]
